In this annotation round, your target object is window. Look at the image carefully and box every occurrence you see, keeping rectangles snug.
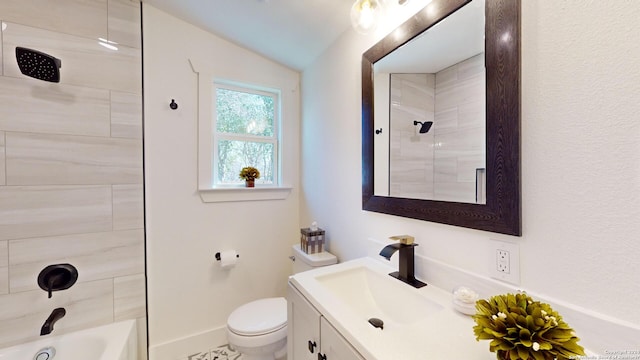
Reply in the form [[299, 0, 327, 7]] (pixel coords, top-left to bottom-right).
[[213, 82, 279, 187], [190, 58, 293, 203]]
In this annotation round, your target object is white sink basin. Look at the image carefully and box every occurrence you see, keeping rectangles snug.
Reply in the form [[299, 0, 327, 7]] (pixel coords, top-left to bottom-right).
[[289, 257, 494, 360], [314, 265, 443, 324]]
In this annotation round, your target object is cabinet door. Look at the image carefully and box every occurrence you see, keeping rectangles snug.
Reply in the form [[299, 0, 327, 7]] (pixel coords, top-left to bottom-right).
[[319, 317, 365, 360], [287, 283, 321, 360]]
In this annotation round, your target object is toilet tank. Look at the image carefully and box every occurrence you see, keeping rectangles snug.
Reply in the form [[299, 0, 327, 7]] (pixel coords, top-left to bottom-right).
[[291, 244, 337, 274]]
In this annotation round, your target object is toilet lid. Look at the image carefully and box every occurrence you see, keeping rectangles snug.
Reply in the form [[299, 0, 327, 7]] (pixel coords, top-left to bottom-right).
[[227, 297, 287, 336]]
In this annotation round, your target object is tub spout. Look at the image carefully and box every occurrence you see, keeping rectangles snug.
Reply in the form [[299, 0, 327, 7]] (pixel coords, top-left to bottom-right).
[[41, 307, 66, 336]]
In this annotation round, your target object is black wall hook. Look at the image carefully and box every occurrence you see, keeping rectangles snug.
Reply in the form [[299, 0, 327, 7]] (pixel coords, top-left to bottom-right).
[[169, 99, 178, 110], [375, 128, 383, 135]]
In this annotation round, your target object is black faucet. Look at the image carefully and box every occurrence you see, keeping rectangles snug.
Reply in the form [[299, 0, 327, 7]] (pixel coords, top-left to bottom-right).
[[41, 307, 66, 336], [379, 235, 427, 288]]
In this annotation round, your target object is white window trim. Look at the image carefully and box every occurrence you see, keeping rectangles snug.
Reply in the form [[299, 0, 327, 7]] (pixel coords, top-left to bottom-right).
[[189, 59, 291, 203]]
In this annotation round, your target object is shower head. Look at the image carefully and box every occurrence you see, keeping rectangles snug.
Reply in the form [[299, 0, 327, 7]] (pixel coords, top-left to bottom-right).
[[413, 120, 433, 134], [15, 47, 61, 83]]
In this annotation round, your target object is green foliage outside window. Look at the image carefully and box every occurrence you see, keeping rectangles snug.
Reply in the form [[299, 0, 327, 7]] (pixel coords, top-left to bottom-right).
[[215, 87, 277, 185]]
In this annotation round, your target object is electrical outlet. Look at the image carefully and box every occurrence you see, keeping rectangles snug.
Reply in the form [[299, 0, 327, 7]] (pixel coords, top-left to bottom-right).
[[489, 240, 520, 285], [496, 249, 510, 273]]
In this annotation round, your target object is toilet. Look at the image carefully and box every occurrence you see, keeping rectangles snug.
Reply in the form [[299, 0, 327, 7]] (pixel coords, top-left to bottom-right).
[[226, 245, 337, 360]]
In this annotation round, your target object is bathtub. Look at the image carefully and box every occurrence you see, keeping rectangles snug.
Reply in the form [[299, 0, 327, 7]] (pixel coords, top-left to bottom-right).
[[0, 319, 137, 360]]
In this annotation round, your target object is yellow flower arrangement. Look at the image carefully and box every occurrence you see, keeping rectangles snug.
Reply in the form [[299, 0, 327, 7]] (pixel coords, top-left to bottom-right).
[[239, 166, 260, 181], [473, 293, 585, 360]]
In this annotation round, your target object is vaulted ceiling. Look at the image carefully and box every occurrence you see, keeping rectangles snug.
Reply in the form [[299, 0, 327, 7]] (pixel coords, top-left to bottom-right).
[[142, 0, 354, 70]]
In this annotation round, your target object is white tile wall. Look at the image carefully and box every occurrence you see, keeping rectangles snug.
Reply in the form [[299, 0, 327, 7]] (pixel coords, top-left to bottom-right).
[[0, 0, 108, 40], [0, 268, 7, 296], [5, 132, 143, 185], [9, 230, 144, 293], [433, 108, 458, 132], [0, 131, 5, 185], [0, 0, 144, 351], [0, 186, 112, 241], [0, 241, 7, 295], [114, 274, 146, 321], [435, 74, 485, 112], [0, 279, 114, 348], [0, 29, 3, 76], [137, 317, 149, 360], [113, 184, 144, 230], [3, 22, 142, 94], [456, 52, 485, 81], [389, 73, 435, 199], [457, 99, 485, 129], [434, 53, 485, 203], [388, 54, 485, 203], [111, 90, 143, 139], [0, 76, 111, 137], [108, 0, 142, 49], [0, 241, 6, 267]]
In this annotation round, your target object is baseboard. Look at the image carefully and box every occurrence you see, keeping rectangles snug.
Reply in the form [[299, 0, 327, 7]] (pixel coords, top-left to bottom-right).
[[149, 326, 228, 360]]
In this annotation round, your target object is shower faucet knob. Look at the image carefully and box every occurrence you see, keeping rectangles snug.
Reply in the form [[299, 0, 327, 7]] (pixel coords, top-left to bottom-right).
[[37, 264, 78, 298]]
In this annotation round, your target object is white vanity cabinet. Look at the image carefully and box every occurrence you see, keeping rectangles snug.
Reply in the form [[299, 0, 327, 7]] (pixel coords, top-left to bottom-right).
[[287, 283, 365, 360], [318, 317, 365, 360]]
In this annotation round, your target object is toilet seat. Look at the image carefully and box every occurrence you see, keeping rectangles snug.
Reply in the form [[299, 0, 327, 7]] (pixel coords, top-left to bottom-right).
[[227, 297, 287, 336]]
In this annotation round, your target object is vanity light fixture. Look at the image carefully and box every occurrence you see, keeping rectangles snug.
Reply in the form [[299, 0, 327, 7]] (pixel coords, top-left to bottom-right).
[[413, 120, 433, 133], [350, 0, 384, 35], [351, 0, 413, 35]]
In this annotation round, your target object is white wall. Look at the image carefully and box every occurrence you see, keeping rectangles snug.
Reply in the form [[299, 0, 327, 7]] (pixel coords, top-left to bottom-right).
[[143, 4, 300, 357], [301, 0, 640, 332], [142, 0, 639, 356]]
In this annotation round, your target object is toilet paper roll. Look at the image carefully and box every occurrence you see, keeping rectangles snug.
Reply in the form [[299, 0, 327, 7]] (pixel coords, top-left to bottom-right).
[[218, 250, 238, 269]]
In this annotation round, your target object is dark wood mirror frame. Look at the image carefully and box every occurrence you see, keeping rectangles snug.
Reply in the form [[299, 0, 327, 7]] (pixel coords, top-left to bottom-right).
[[362, 0, 521, 236]]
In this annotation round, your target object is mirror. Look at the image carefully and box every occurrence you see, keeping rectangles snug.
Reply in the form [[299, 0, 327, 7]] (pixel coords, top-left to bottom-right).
[[373, 0, 485, 203], [362, 0, 521, 235]]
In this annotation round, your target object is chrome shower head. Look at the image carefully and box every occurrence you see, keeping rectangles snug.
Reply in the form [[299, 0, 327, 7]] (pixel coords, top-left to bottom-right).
[[413, 120, 433, 134], [15, 47, 61, 83]]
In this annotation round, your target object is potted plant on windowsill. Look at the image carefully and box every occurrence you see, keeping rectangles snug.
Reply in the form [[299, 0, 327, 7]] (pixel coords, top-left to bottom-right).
[[239, 167, 260, 188]]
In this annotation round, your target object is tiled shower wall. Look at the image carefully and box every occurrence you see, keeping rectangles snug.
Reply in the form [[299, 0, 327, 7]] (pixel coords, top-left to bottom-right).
[[433, 53, 485, 203], [0, 0, 145, 355], [389, 53, 485, 203], [389, 73, 435, 199]]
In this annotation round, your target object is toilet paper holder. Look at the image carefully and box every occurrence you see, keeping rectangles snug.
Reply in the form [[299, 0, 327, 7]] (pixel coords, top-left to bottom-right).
[[215, 252, 240, 261]]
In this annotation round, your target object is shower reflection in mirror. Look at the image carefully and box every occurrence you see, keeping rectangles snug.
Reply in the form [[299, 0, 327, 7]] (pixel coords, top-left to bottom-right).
[[377, 53, 486, 203]]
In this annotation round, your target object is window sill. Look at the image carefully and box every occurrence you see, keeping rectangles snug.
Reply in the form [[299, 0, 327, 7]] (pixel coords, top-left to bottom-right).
[[198, 186, 292, 203]]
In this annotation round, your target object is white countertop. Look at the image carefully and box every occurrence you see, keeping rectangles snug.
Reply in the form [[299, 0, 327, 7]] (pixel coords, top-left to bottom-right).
[[289, 257, 497, 360]]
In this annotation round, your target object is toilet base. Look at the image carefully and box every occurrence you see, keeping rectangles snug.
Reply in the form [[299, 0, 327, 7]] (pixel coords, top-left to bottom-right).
[[227, 326, 287, 360], [228, 337, 286, 360]]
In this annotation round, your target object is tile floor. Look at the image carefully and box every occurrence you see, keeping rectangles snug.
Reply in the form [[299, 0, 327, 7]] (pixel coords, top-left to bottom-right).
[[185, 344, 242, 360]]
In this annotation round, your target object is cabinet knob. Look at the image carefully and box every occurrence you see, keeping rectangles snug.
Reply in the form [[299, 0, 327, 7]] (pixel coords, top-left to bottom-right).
[[318, 353, 327, 360], [308, 340, 317, 353]]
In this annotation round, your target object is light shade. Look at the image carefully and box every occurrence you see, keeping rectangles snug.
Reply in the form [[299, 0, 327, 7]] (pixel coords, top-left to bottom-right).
[[350, 0, 384, 35]]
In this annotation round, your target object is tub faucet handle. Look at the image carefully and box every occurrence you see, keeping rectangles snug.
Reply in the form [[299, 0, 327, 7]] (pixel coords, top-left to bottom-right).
[[389, 235, 415, 245]]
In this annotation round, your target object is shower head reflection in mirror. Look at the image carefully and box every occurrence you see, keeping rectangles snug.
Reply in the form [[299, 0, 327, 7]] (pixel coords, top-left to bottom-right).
[[413, 120, 433, 134]]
